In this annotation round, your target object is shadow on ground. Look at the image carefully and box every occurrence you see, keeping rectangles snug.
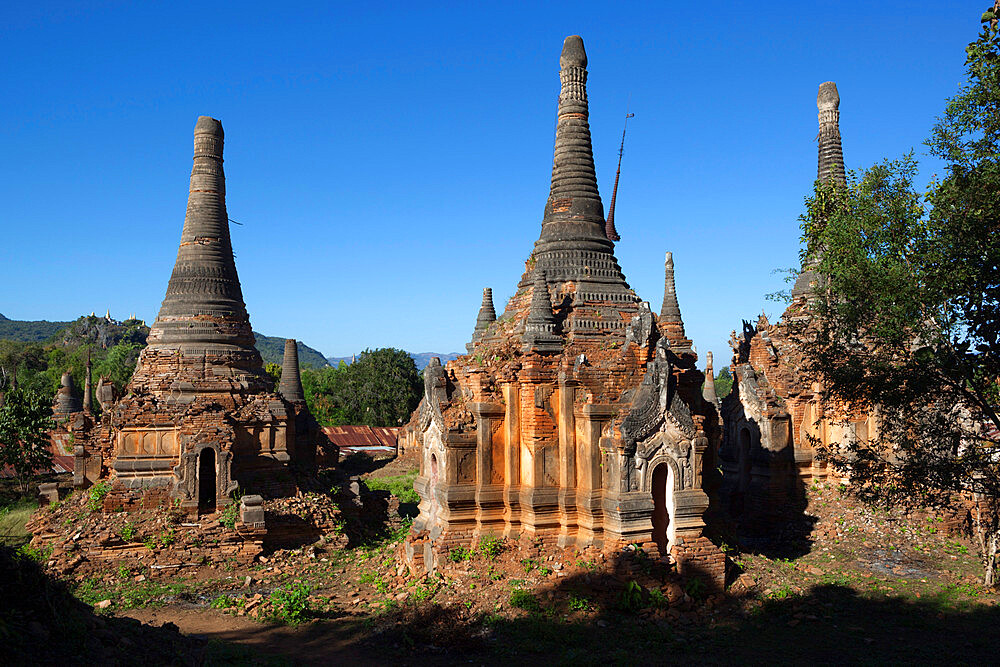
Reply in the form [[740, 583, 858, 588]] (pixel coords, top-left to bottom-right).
[[182, 545, 999, 665]]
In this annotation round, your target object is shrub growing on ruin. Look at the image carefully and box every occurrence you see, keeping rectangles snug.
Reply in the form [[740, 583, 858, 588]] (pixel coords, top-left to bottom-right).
[[269, 582, 311, 624]]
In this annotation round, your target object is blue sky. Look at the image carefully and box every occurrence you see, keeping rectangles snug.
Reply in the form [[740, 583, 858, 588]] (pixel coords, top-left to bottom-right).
[[0, 1, 985, 368]]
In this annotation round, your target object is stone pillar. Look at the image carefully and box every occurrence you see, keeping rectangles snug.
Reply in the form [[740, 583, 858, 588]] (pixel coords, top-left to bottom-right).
[[516, 362, 560, 544], [556, 370, 578, 547], [501, 382, 521, 539], [574, 403, 614, 548], [471, 402, 506, 539]]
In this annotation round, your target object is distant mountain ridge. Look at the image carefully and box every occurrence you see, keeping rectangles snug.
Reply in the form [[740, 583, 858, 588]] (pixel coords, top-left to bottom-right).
[[0, 313, 72, 342], [327, 351, 462, 371]]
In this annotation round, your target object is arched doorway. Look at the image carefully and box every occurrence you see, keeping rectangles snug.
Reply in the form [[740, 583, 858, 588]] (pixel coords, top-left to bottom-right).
[[651, 463, 676, 556], [198, 448, 217, 512]]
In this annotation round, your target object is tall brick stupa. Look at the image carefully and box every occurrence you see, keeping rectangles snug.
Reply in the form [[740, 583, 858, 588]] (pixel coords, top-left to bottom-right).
[[721, 82, 874, 529], [77, 117, 322, 512], [400, 36, 724, 587]]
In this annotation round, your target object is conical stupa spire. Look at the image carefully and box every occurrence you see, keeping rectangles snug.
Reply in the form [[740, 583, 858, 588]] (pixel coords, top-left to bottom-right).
[[130, 117, 267, 395], [277, 339, 305, 403], [702, 351, 719, 405], [660, 252, 682, 324], [792, 82, 846, 300], [523, 36, 631, 293], [522, 271, 562, 353], [467, 288, 497, 353], [83, 351, 93, 414], [150, 117, 253, 347]]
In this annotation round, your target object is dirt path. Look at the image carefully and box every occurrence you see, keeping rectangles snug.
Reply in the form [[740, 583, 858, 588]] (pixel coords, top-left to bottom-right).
[[123, 605, 458, 666]]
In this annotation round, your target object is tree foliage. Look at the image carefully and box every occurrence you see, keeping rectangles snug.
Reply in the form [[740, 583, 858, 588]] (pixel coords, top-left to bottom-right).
[[0, 386, 55, 493], [714, 367, 733, 399], [797, 10, 1000, 584], [300, 348, 422, 427]]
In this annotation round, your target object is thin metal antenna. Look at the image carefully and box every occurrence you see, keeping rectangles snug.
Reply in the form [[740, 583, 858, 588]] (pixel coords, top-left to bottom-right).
[[605, 103, 634, 243]]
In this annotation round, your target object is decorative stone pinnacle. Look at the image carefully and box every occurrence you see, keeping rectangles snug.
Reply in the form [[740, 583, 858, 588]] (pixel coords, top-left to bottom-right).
[[467, 288, 498, 353], [53, 370, 82, 416], [703, 351, 719, 405], [522, 271, 562, 353], [560, 35, 587, 69], [277, 339, 305, 403], [477, 288, 497, 330], [659, 252, 683, 324], [83, 352, 93, 414]]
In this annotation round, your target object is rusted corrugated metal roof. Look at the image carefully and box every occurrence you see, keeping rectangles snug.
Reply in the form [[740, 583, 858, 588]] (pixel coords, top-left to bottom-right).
[[370, 427, 400, 448], [0, 445, 73, 478], [322, 425, 381, 447], [322, 425, 398, 458]]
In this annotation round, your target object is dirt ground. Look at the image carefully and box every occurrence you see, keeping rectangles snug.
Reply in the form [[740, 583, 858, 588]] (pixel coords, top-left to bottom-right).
[[11, 459, 1000, 665]]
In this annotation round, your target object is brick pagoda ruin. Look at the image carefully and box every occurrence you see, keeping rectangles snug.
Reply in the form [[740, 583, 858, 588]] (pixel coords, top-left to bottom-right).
[[401, 36, 724, 587], [72, 117, 322, 513], [720, 83, 877, 525]]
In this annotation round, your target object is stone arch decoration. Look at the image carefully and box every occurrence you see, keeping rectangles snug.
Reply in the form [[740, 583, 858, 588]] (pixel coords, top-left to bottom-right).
[[174, 442, 237, 507]]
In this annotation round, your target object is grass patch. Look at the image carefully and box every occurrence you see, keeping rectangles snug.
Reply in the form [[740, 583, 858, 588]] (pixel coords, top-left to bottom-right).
[[364, 471, 419, 504], [0, 497, 38, 547]]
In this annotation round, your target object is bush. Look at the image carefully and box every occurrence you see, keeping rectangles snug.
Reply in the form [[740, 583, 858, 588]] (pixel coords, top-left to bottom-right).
[[87, 481, 110, 512], [449, 546, 471, 563], [269, 583, 311, 624], [478, 534, 505, 560], [219, 501, 239, 529], [119, 522, 136, 542], [618, 580, 643, 612]]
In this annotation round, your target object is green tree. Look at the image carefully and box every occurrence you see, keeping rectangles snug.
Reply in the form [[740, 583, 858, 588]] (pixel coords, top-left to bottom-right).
[[301, 350, 421, 427], [264, 362, 282, 392], [714, 367, 733, 399], [341, 348, 422, 427], [0, 386, 55, 493], [797, 9, 1000, 585]]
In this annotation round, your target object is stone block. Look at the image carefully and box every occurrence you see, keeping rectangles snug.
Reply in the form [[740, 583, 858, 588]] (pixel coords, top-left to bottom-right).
[[38, 483, 59, 506], [240, 495, 265, 528]]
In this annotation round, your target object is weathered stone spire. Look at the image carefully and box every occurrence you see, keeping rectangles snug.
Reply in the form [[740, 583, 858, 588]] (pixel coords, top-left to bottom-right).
[[277, 339, 305, 403], [149, 117, 254, 348], [792, 82, 846, 300], [524, 36, 630, 293], [53, 370, 82, 416], [132, 116, 268, 394], [816, 82, 846, 186], [522, 271, 562, 353], [467, 288, 497, 353], [83, 351, 93, 415], [702, 351, 719, 405], [660, 252, 682, 325]]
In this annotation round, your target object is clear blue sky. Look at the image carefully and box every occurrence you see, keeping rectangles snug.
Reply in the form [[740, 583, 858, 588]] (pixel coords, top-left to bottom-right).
[[0, 1, 984, 369]]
